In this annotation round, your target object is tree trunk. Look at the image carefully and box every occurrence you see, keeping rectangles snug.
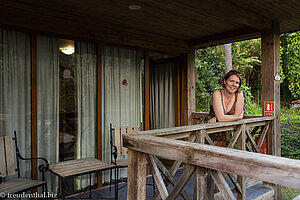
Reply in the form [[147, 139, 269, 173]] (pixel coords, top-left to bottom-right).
[[224, 43, 232, 73]]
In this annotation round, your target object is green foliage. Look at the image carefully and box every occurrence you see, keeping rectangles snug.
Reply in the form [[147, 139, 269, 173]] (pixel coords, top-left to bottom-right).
[[281, 31, 300, 100], [195, 39, 262, 112], [232, 39, 261, 87], [281, 108, 300, 160], [195, 46, 224, 111]]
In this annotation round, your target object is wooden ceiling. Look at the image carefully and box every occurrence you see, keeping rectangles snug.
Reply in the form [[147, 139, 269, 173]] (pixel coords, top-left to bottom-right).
[[0, 0, 299, 54]]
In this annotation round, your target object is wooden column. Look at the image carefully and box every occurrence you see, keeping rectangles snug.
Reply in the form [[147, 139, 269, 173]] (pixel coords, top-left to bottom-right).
[[180, 50, 196, 126], [261, 21, 281, 199], [31, 33, 38, 181], [144, 51, 150, 131], [127, 149, 147, 200], [237, 125, 246, 200]]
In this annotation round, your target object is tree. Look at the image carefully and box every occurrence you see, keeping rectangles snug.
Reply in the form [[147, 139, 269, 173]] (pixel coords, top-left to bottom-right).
[[280, 31, 300, 100]]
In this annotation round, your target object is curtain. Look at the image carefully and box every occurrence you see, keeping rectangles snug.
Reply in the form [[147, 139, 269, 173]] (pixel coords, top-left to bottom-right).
[[0, 29, 31, 178], [37, 35, 59, 192], [102, 46, 144, 182], [75, 41, 97, 189], [150, 63, 175, 129]]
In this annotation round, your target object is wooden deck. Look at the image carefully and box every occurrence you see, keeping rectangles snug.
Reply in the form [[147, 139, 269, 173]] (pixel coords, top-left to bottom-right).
[[71, 169, 274, 200]]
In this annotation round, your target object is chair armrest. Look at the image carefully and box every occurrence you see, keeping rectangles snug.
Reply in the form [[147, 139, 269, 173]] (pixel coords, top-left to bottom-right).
[[16, 152, 49, 173], [111, 145, 118, 165]]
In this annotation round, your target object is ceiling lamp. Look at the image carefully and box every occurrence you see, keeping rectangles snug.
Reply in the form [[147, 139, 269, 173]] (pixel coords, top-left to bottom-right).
[[59, 39, 75, 55], [128, 4, 141, 10]]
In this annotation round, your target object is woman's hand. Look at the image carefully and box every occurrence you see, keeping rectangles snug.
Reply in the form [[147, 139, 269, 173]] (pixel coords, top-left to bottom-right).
[[208, 117, 217, 123]]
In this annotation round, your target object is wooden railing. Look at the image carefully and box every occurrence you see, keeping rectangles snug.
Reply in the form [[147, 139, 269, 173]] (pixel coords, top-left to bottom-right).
[[124, 116, 300, 200]]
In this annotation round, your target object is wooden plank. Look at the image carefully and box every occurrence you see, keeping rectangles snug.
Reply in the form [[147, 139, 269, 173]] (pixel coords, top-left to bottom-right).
[[194, 167, 214, 200], [123, 134, 300, 190], [114, 127, 121, 156], [127, 149, 147, 200], [0, 178, 46, 193], [166, 164, 195, 200], [49, 158, 114, 178], [151, 155, 191, 200], [4, 136, 15, 176], [31, 33, 38, 180], [227, 124, 243, 148], [153, 132, 196, 200], [245, 126, 260, 153], [146, 155, 168, 199], [0, 137, 7, 177], [128, 117, 274, 137], [257, 122, 270, 151], [210, 169, 235, 200]]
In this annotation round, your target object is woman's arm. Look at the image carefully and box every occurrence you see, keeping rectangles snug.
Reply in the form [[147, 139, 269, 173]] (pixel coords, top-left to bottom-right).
[[208, 90, 244, 123]]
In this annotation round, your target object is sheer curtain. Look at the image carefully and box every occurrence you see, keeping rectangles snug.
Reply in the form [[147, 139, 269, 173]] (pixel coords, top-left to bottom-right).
[[102, 46, 144, 182], [37, 35, 59, 192], [0, 29, 31, 178], [75, 41, 97, 188], [150, 63, 175, 129]]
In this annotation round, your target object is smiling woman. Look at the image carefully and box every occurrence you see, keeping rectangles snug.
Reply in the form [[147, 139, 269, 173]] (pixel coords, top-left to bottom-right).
[[207, 70, 244, 123]]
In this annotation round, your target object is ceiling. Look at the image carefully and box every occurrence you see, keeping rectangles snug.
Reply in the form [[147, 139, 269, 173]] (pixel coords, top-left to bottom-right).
[[0, 0, 299, 54]]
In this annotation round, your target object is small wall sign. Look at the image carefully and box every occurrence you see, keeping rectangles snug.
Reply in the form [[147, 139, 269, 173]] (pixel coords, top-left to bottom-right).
[[264, 101, 275, 116]]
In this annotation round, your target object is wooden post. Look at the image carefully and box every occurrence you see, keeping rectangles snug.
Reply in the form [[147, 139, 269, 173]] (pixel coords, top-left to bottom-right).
[[194, 130, 214, 200], [127, 149, 147, 200], [187, 50, 196, 125], [261, 21, 281, 200], [237, 124, 246, 200], [180, 50, 196, 126]]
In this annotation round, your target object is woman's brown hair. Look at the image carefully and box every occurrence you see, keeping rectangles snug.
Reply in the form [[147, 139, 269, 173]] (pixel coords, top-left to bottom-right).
[[221, 70, 242, 93]]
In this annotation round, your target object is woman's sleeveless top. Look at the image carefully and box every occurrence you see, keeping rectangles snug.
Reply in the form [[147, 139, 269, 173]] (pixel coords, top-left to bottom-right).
[[208, 89, 238, 119]]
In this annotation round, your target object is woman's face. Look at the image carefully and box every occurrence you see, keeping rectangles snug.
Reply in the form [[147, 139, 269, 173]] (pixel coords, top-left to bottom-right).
[[224, 75, 240, 93]]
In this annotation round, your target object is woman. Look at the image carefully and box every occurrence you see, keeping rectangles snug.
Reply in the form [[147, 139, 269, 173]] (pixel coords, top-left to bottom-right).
[[207, 70, 244, 123]]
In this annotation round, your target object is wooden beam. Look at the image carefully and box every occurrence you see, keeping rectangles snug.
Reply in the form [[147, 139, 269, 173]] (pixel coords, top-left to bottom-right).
[[180, 54, 188, 126], [189, 27, 260, 49], [210, 170, 235, 200], [123, 134, 300, 190], [165, 164, 195, 200], [130, 117, 274, 137], [187, 50, 195, 125], [127, 149, 147, 200], [174, 58, 181, 127], [261, 21, 281, 200], [146, 155, 169, 199], [0, 5, 189, 54]]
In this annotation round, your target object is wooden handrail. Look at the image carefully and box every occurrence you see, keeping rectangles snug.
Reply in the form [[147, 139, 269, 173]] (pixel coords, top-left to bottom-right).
[[124, 133, 300, 190], [124, 116, 300, 200], [128, 117, 274, 137]]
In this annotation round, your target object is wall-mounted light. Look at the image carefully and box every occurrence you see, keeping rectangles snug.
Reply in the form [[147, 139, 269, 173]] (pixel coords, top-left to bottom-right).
[[59, 39, 75, 55]]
